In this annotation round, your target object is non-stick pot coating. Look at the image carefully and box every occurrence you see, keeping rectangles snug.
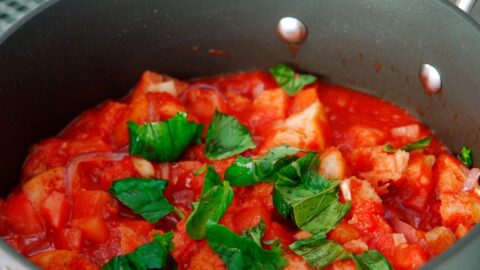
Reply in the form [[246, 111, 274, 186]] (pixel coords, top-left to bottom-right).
[[0, 0, 480, 269]]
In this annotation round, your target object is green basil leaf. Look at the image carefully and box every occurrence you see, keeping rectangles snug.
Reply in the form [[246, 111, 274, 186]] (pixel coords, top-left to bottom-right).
[[401, 137, 432, 152], [457, 146, 473, 168], [225, 145, 300, 186], [128, 112, 203, 162], [289, 233, 348, 269], [270, 64, 317, 96], [273, 153, 351, 234], [383, 137, 432, 153], [192, 164, 208, 175], [102, 232, 174, 270], [242, 220, 266, 247], [353, 250, 393, 270], [262, 238, 283, 255], [110, 178, 173, 223], [382, 144, 397, 153], [205, 110, 256, 160], [206, 221, 288, 270], [186, 166, 234, 239]]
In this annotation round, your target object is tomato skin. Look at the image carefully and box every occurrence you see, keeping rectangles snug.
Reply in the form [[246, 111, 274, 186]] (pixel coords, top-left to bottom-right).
[[288, 87, 318, 115], [54, 227, 83, 251], [118, 220, 153, 235], [60, 101, 127, 143], [70, 190, 118, 243], [231, 204, 272, 234], [41, 191, 69, 229], [71, 190, 118, 220], [71, 216, 109, 244], [391, 244, 428, 270], [328, 223, 360, 244], [118, 224, 147, 254], [97, 157, 136, 190], [5, 193, 45, 236], [263, 222, 296, 248]]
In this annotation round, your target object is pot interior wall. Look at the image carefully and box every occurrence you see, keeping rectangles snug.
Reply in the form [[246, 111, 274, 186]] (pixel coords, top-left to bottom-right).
[[0, 0, 480, 269]]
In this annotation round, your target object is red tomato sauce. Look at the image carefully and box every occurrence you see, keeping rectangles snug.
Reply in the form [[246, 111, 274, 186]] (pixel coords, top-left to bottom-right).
[[1, 70, 479, 270]]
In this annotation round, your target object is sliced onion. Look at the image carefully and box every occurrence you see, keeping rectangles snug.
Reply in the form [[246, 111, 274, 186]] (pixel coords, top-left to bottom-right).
[[463, 168, 480, 192], [392, 218, 419, 244], [158, 163, 170, 180], [147, 80, 177, 96], [179, 84, 227, 104], [340, 179, 352, 201], [64, 152, 129, 199], [132, 158, 155, 178], [393, 233, 407, 246]]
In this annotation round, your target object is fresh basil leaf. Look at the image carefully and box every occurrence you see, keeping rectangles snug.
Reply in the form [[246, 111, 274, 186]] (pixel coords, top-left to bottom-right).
[[128, 112, 203, 162], [353, 250, 393, 270], [192, 164, 208, 175], [102, 232, 174, 270], [273, 153, 351, 234], [401, 137, 432, 152], [186, 166, 234, 239], [289, 233, 348, 269], [382, 144, 397, 153], [270, 64, 317, 96], [457, 146, 473, 168], [110, 178, 173, 223], [262, 238, 283, 255], [225, 145, 300, 186], [383, 137, 432, 153], [242, 220, 266, 247], [206, 221, 288, 270], [225, 156, 257, 186], [205, 110, 256, 160]]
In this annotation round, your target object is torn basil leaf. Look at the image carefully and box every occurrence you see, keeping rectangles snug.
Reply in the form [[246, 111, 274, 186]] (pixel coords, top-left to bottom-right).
[[225, 145, 300, 186], [110, 178, 173, 223], [457, 146, 473, 168], [206, 221, 288, 270], [270, 64, 317, 96], [186, 166, 234, 240], [383, 137, 432, 153], [193, 164, 208, 175], [102, 232, 174, 270], [273, 152, 351, 234], [289, 233, 348, 269], [242, 220, 266, 247], [353, 250, 393, 270], [128, 112, 203, 162], [205, 110, 256, 160]]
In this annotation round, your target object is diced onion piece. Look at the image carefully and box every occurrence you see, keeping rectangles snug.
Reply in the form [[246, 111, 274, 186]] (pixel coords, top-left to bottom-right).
[[132, 158, 155, 178], [390, 124, 420, 140], [393, 233, 407, 246], [158, 163, 170, 181], [147, 81, 178, 97], [463, 168, 480, 192], [340, 179, 352, 201], [475, 187, 480, 197], [392, 219, 419, 243]]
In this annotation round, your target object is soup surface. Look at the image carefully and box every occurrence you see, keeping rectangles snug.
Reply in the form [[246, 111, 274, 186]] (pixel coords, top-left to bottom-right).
[[1, 67, 479, 270]]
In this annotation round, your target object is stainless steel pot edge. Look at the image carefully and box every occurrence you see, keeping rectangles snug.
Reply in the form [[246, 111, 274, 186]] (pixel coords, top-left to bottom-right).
[[1, 1, 480, 269], [0, 0, 59, 45]]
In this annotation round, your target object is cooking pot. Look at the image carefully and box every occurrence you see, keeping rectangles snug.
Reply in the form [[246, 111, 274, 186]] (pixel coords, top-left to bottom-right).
[[1, 0, 480, 269]]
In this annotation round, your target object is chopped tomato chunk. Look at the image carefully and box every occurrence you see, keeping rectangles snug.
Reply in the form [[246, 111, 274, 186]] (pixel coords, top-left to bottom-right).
[[5, 193, 45, 236], [41, 191, 69, 229]]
